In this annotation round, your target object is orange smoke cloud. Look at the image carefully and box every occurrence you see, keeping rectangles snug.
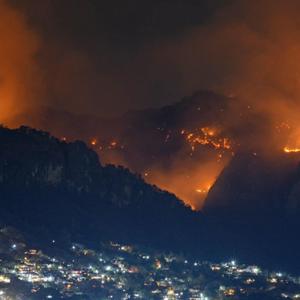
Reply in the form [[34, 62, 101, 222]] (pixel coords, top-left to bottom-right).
[[141, 0, 300, 151], [0, 0, 40, 126]]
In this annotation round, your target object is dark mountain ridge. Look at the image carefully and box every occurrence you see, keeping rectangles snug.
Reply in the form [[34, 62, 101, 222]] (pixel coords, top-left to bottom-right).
[[18, 90, 230, 140], [0, 126, 200, 251], [15, 90, 235, 171]]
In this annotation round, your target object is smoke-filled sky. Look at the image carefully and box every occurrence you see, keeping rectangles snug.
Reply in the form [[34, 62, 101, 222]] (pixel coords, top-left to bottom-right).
[[1, 0, 224, 119], [1, 0, 299, 121], [2, 0, 300, 209]]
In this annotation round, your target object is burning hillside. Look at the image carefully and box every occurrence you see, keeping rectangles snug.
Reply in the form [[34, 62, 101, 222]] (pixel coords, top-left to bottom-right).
[[0, 93, 265, 208], [182, 127, 232, 156], [87, 123, 235, 210], [2, 0, 300, 212], [5, 91, 300, 210], [52, 91, 237, 210]]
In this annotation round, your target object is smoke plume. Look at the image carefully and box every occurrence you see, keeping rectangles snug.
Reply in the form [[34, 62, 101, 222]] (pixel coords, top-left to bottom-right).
[[0, 0, 40, 126], [145, 0, 300, 144]]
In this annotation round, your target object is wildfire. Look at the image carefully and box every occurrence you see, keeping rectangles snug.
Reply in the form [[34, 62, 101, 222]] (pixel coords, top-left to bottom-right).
[[83, 125, 233, 211], [195, 183, 213, 195], [283, 146, 300, 153], [196, 188, 209, 194], [274, 122, 300, 154], [182, 127, 232, 154], [89, 138, 124, 151]]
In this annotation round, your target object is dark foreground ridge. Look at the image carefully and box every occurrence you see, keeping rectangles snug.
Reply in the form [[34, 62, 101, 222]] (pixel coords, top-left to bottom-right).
[[0, 126, 199, 250]]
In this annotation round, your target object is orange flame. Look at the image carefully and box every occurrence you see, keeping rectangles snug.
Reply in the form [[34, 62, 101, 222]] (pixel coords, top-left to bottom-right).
[[196, 183, 213, 194], [283, 146, 300, 153], [183, 127, 232, 154]]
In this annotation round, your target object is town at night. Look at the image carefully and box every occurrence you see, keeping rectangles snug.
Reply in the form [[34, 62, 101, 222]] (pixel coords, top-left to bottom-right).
[[0, 228, 300, 300]]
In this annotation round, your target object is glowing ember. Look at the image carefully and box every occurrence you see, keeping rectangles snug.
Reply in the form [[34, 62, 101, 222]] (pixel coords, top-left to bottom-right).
[[196, 184, 212, 194], [90, 139, 97, 146], [108, 141, 118, 149], [196, 188, 208, 194], [275, 121, 291, 132]]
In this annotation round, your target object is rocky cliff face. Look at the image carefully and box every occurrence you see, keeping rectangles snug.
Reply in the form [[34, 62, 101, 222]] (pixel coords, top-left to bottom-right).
[[0, 126, 100, 191], [204, 152, 300, 217]]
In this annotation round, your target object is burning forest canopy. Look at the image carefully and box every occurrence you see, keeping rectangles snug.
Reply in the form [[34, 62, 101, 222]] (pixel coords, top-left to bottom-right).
[[1, 0, 300, 209]]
